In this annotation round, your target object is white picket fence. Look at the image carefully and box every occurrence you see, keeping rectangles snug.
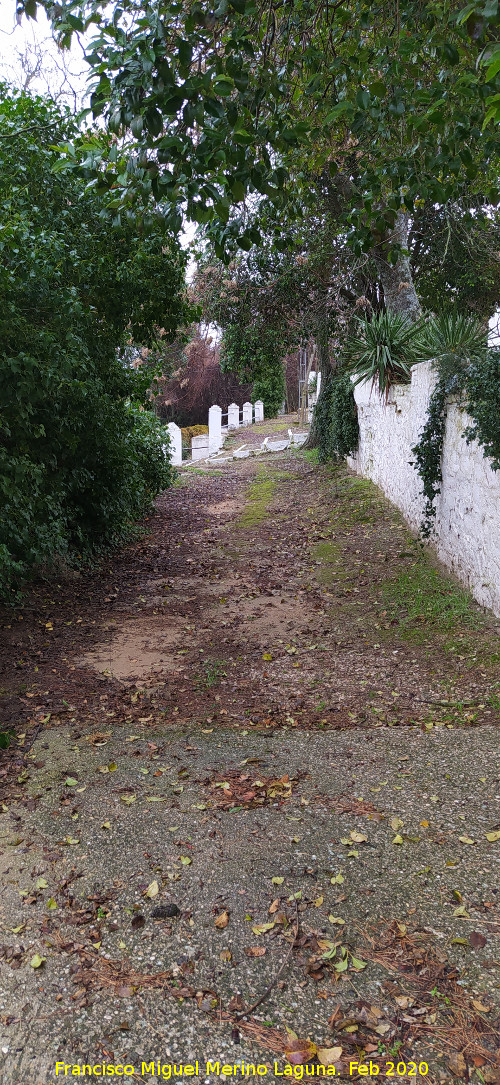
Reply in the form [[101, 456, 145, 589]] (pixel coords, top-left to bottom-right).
[[165, 399, 264, 466]]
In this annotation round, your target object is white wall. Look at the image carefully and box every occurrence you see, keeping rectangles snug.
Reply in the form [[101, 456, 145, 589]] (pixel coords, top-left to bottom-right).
[[347, 360, 500, 616]]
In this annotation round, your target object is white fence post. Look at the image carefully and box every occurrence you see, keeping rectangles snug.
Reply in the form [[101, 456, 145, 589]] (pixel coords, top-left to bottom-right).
[[191, 434, 210, 461], [316, 371, 322, 399], [242, 401, 253, 426], [166, 422, 182, 466], [209, 404, 222, 453], [227, 403, 240, 429], [254, 399, 264, 422]]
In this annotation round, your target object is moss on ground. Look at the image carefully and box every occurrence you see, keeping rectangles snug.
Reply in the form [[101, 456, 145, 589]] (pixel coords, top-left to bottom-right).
[[237, 466, 290, 528]]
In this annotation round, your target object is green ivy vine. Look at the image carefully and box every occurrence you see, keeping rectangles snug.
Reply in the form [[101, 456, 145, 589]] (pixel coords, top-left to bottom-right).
[[412, 350, 500, 537], [316, 370, 359, 464]]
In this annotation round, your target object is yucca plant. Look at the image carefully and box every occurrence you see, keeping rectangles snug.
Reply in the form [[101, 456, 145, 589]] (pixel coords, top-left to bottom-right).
[[417, 312, 487, 385], [343, 311, 424, 400]]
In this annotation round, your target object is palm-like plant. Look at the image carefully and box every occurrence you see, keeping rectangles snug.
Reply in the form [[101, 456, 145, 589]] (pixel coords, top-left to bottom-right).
[[343, 311, 424, 400], [417, 312, 487, 385]]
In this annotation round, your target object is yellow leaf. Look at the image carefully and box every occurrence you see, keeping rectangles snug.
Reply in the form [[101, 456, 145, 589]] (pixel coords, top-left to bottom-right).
[[30, 954, 45, 968], [214, 910, 229, 929], [317, 1047, 342, 1067], [65, 836, 79, 845], [35, 877, 48, 890], [328, 915, 345, 925], [485, 830, 500, 842], [390, 817, 404, 831], [144, 880, 159, 899], [9, 924, 26, 934], [284, 1040, 317, 1066], [272, 876, 284, 885], [262, 653, 272, 661], [101, 821, 111, 830], [120, 794, 136, 805], [420, 819, 429, 827], [350, 831, 367, 843], [392, 834, 404, 845], [458, 835, 475, 845], [331, 872, 344, 884], [251, 921, 275, 935], [47, 898, 57, 910], [313, 896, 324, 907], [180, 856, 192, 865]]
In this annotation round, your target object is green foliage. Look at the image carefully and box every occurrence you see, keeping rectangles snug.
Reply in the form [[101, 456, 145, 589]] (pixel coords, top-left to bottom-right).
[[221, 324, 285, 417], [0, 88, 191, 599], [21, 0, 500, 258], [417, 312, 487, 382], [411, 314, 499, 536], [464, 350, 500, 470], [315, 371, 359, 464], [343, 312, 423, 399], [411, 203, 500, 320], [411, 379, 450, 539]]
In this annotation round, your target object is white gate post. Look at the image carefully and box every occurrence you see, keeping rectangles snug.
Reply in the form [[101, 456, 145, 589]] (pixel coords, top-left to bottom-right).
[[166, 422, 182, 466], [254, 399, 264, 422], [242, 401, 253, 426], [208, 404, 222, 453], [227, 403, 240, 429], [316, 371, 322, 399]]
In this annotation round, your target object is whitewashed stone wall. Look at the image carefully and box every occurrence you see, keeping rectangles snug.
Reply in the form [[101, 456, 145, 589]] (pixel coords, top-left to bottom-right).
[[347, 360, 500, 616]]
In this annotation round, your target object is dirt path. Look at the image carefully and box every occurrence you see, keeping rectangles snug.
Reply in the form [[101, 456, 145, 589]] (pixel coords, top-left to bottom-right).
[[1, 421, 499, 1085]]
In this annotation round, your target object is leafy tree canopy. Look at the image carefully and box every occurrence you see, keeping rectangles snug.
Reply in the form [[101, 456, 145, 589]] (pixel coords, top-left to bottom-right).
[[21, 0, 500, 261], [0, 86, 194, 598]]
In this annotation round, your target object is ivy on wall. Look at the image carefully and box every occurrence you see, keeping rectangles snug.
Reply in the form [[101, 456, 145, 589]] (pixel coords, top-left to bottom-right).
[[412, 350, 500, 536], [316, 371, 359, 464]]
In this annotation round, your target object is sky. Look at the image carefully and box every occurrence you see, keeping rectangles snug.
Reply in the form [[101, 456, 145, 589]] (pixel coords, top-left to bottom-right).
[[0, 0, 90, 107]]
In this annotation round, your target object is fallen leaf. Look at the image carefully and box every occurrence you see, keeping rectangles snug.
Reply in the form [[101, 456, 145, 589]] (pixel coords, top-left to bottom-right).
[[65, 836, 79, 845], [244, 946, 266, 957], [262, 654, 273, 661], [269, 899, 280, 914], [30, 954, 46, 969], [453, 905, 470, 918], [47, 897, 57, 910], [35, 877, 48, 890], [331, 873, 344, 885], [214, 910, 229, 930], [459, 835, 475, 845], [220, 949, 232, 962], [316, 1047, 342, 1067], [64, 777, 78, 787], [350, 831, 367, 843], [350, 956, 368, 971], [145, 880, 159, 899], [284, 1039, 317, 1066], [448, 1052, 467, 1077], [272, 876, 284, 885], [472, 999, 491, 1013], [390, 817, 404, 831], [392, 834, 404, 845], [485, 829, 500, 842], [313, 896, 324, 907], [180, 856, 192, 866], [101, 821, 111, 830], [120, 794, 136, 805], [252, 922, 275, 935], [328, 916, 345, 925], [470, 931, 487, 949]]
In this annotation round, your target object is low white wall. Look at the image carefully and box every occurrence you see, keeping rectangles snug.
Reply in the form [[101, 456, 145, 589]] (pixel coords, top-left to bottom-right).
[[347, 360, 500, 616]]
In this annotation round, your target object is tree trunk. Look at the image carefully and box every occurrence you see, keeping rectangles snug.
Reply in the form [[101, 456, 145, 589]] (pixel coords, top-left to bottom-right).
[[373, 211, 421, 322], [303, 314, 330, 449]]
